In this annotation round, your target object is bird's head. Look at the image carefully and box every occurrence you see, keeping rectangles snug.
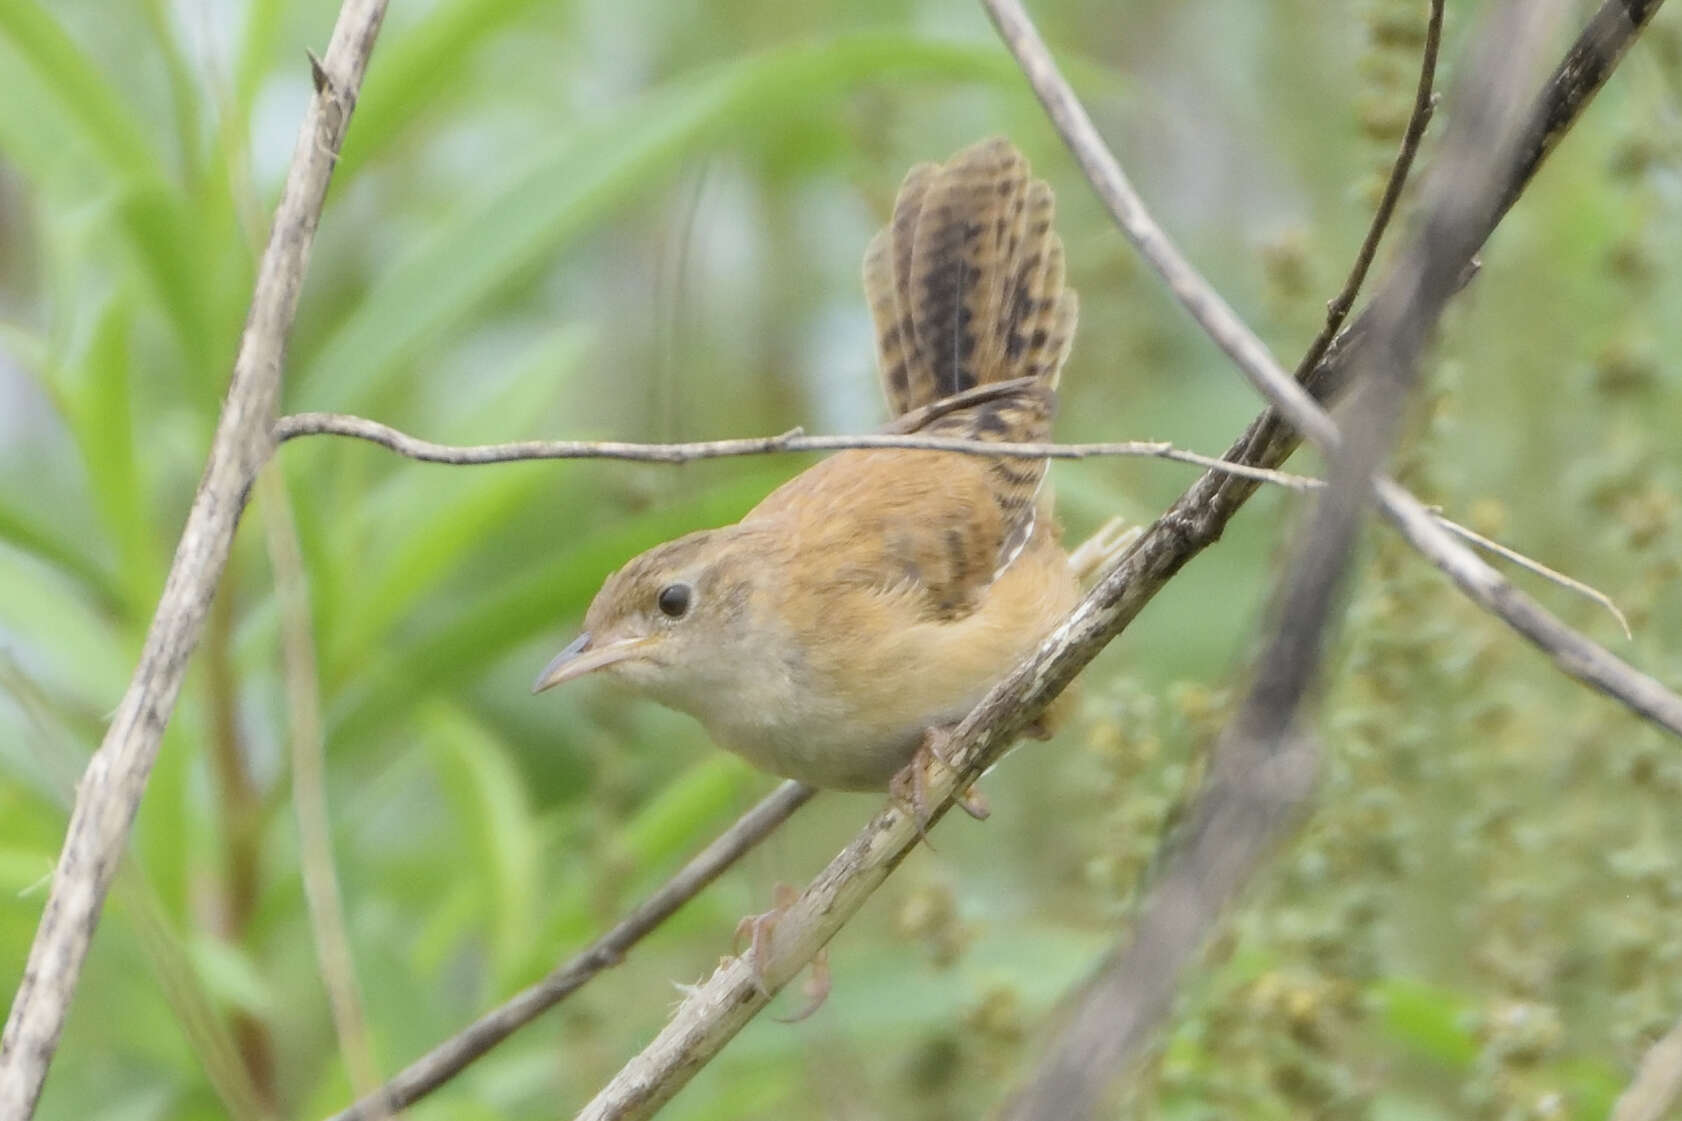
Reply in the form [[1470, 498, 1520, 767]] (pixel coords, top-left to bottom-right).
[[531, 527, 781, 711]]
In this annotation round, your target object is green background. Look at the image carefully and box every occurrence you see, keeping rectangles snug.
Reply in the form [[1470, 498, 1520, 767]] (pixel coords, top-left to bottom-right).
[[2, 0, 1680, 1117]]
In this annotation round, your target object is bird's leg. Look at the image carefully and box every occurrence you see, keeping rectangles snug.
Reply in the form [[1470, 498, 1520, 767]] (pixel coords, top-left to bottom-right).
[[733, 882, 833, 1020], [889, 724, 989, 831], [734, 881, 798, 995]]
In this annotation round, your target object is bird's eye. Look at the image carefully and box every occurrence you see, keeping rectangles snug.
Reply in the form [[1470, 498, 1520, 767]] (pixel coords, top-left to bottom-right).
[[656, 582, 692, 619]]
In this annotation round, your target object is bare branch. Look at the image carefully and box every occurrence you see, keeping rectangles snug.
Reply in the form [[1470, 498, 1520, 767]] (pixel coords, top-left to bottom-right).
[[322, 781, 815, 1121], [274, 410, 1318, 490], [1295, 0, 1443, 380], [279, 411, 1630, 640], [987, 0, 1682, 740], [1373, 486, 1682, 732], [0, 3, 389, 1115], [1002, 3, 1562, 1114]]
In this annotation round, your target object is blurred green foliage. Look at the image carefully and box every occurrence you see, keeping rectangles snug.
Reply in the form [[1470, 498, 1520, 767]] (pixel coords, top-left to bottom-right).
[[2, 0, 1681, 1118]]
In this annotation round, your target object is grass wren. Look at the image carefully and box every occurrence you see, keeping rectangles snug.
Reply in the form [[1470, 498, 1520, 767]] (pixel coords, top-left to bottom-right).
[[534, 137, 1082, 796]]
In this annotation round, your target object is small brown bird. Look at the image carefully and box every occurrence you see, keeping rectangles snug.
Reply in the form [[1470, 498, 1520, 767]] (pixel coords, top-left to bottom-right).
[[534, 137, 1082, 802]]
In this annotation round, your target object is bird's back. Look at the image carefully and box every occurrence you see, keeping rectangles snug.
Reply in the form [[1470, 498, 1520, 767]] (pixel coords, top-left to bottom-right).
[[860, 136, 1078, 583]]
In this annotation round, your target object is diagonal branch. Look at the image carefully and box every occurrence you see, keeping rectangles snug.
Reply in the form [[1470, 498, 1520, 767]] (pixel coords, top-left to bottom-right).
[[0, 3, 389, 1117], [320, 780, 814, 1121], [567, 2, 1675, 1118], [987, 0, 1682, 739], [1001, 3, 1561, 1114]]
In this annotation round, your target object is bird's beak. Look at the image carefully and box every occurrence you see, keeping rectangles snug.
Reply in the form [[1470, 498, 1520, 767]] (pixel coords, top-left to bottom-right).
[[531, 632, 651, 694]]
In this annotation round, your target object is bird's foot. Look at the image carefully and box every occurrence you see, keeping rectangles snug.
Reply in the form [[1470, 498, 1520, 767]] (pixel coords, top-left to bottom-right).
[[889, 725, 989, 836], [778, 947, 831, 1023], [733, 882, 831, 1022], [1069, 515, 1143, 585]]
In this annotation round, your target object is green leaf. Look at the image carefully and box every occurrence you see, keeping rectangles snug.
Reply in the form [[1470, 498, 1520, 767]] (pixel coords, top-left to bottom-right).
[[0, 4, 210, 372], [115, 184, 214, 378], [293, 33, 1017, 414], [139, 0, 204, 187], [185, 934, 277, 1017], [1374, 976, 1479, 1069], [0, 549, 131, 705], [614, 753, 762, 875], [231, 0, 282, 129], [0, 0, 163, 181], [335, 0, 569, 181], [317, 325, 596, 679], [421, 701, 543, 976], [530, 753, 762, 966], [55, 294, 162, 617], [0, 498, 119, 609]]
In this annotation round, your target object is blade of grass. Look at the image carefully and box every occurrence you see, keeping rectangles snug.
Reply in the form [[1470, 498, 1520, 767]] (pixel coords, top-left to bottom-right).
[[0, 0, 164, 180], [525, 753, 763, 972], [334, 0, 568, 181], [0, 3, 213, 374], [0, 500, 119, 610], [0, 549, 132, 705], [422, 701, 544, 976], [55, 293, 163, 618]]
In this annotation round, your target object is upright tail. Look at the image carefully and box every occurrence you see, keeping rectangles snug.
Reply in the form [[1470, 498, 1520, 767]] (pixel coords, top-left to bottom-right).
[[862, 138, 1078, 575], [863, 136, 1078, 420]]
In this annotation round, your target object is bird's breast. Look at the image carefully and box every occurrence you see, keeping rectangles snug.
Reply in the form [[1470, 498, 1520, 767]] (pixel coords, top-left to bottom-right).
[[686, 531, 1077, 791]]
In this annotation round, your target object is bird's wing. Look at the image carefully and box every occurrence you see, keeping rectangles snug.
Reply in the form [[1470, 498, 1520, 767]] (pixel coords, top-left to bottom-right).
[[860, 138, 1078, 573], [748, 449, 1014, 622]]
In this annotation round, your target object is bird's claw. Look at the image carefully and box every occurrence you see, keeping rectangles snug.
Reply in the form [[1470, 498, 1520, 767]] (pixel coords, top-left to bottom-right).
[[889, 725, 988, 838], [775, 946, 830, 1023], [734, 883, 832, 1020]]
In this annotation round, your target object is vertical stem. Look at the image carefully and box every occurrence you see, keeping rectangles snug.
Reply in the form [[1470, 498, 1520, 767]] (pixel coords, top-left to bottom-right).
[[203, 562, 277, 1107]]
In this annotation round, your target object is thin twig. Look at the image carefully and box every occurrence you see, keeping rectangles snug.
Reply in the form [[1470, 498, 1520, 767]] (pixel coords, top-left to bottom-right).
[[1430, 508, 1632, 638], [322, 781, 815, 1121], [1612, 1012, 1682, 1121], [983, 0, 1334, 452], [1294, 0, 1444, 380], [258, 469, 385, 1117], [1003, 3, 1560, 1114], [0, 4, 389, 1116], [274, 410, 1319, 490], [986, 0, 1682, 739], [278, 408, 1632, 641]]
